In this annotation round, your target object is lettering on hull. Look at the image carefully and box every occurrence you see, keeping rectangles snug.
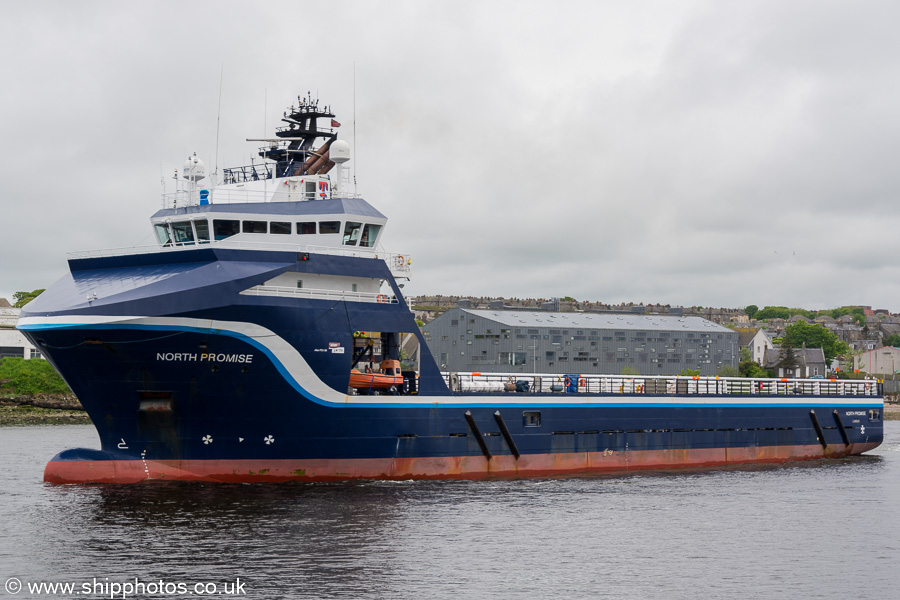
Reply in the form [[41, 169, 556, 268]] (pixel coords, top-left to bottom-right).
[[156, 352, 253, 363]]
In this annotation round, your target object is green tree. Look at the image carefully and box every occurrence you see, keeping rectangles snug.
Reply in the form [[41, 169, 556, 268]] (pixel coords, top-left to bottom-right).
[[716, 365, 739, 377], [679, 368, 701, 377], [739, 361, 768, 378], [12, 289, 45, 308], [884, 334, 900, 347], [782, 321, 848, 365], [755, 306, 817, 320], [830, 306, 867, 326], [777, 341, 801, 374], [755, 306, 791, 320], [620, 366, 640, 376], [745, 305, 759, 319], [739, 346, 752, 362]]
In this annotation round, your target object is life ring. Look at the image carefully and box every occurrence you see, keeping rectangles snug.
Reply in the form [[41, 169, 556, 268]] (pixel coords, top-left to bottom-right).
[[865, 382, 871, 391], [564, 376, 572, 387], [395, 255, 405, 268], [376, 294, 387, 303]]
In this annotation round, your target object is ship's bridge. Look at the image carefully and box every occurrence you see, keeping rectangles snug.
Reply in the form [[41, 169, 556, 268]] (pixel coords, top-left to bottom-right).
[[135, 95, 412, 280], [151, 197, 390, 254]]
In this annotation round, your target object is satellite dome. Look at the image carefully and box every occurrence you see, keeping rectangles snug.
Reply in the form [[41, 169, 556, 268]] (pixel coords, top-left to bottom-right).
[[182, 152, 206, 181], [330, 139, 351, 164]]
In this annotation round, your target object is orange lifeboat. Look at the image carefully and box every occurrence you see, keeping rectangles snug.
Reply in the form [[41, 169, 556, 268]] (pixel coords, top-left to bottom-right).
[[349, 359, 403, 390]]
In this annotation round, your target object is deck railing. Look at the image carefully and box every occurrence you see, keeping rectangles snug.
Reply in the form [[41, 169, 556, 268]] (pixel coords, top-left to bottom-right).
[[240, 286, 399, 304], [443, 372, 882, 397], [161, 186, 361, 209]]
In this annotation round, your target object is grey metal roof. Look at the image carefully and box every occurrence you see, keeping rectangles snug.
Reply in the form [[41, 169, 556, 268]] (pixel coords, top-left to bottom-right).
[[152, 197, 385, 219], [462, 309, 733, 333]]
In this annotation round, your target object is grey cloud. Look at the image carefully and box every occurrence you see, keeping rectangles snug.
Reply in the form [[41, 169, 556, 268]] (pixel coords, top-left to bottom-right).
[[2, 0, 899, 311]]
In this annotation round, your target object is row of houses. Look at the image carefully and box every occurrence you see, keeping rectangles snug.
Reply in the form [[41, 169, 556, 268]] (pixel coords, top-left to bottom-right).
[[737, 326, 897, 377]]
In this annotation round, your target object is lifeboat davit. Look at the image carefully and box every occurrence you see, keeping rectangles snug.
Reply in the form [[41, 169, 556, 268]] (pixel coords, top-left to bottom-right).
[[349, 359, 403, 390]]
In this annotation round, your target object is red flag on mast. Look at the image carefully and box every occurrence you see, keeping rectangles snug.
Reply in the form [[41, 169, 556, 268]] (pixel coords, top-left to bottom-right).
[[331, 119, 341, 127]]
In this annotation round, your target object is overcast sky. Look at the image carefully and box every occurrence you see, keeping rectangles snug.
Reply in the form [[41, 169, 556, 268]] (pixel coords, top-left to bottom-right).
[[2, 1, 899, 312]]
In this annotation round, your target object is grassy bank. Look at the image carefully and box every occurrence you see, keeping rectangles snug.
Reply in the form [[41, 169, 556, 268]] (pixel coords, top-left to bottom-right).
[[0, 357, 88, 425]]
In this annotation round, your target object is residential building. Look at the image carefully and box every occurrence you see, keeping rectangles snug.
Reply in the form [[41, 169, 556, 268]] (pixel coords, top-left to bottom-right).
[[750, 329, 774, 365], [763, 346, 826, 378], [855, 346, 900, 376], [0, 306, 39, 359]]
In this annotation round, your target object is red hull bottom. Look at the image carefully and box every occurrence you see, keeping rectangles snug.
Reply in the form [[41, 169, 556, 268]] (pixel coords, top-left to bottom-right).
[[44, 442, 881, 484]]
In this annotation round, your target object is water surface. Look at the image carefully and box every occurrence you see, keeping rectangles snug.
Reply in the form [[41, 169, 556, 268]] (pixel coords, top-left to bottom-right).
[[1, 423, 897, 599]]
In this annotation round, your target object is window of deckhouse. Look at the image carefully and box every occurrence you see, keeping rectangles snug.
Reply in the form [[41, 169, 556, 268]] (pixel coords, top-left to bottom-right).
[[171, 221, 194, 244], [155, 224, 172, 246], [360, 224, 381, 248], [194, 220, 210, 243], [242, 220, 267, 233], [319, 221, 340, 234], [213, 219, 239, 240], [343, 222, 362, 245]]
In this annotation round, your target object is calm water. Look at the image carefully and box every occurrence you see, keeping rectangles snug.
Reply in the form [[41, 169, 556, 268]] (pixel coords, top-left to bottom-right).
[[0, 423, 898, 600]]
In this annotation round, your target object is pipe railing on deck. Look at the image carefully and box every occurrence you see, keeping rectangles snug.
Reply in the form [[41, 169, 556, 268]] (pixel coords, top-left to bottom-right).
[[240, 286, 398, 304], [442, 372, 881, 397]]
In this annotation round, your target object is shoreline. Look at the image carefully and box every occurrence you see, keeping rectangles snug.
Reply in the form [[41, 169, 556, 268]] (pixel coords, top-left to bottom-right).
[[886, 403, 900, 420], [0, 395, 90, 426]]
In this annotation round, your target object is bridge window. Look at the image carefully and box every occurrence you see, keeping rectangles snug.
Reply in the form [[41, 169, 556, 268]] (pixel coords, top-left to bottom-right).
[[343, 221, 362, 245], [155, 224, 171, 246], [195, 219, 210, 243], [171, 221, 194, 245], [319, 221, 340, 234], [242, 220, 267, 233], [270, 221, 291, 235], [297, 222, 316, 234], [213, 219, 240, 240], [360, 224, 381, 248]]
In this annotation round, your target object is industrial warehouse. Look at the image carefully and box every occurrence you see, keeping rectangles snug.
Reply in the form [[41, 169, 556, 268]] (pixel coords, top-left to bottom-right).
[[422, 308, 738, 376]]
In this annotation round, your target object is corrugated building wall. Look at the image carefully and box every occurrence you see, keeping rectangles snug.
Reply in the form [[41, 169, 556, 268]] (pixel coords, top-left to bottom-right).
[[423, 308, 737, 376]]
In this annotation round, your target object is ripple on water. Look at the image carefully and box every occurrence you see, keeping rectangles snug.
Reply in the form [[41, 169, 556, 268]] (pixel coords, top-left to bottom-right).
[[0, 423, 897, 599]]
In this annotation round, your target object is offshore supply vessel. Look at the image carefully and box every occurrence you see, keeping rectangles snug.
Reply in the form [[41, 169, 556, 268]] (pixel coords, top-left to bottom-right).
[[19, 94, 883, 483]]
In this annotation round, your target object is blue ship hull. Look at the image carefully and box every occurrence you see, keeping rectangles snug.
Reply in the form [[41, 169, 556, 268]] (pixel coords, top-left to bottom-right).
[[19, 248, 884, 483]]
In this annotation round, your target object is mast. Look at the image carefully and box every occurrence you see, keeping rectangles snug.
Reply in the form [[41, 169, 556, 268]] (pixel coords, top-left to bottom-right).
[[257, 93, 339, 178]]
